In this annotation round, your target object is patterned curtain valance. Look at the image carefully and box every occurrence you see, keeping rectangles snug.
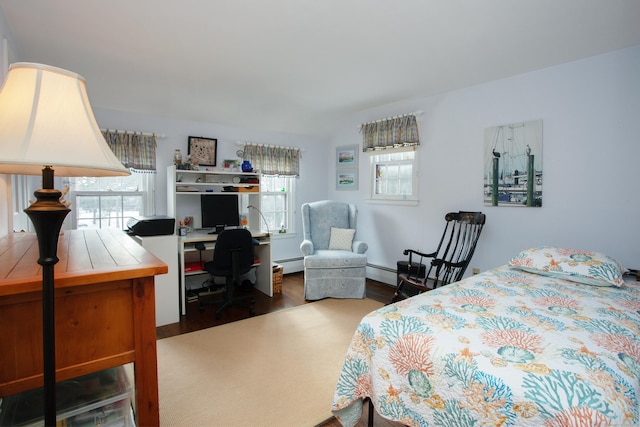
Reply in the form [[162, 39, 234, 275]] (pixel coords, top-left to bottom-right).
[[102, 130, 157, 172], [361, 113, 420, 152], [243, 143, 301, 177]]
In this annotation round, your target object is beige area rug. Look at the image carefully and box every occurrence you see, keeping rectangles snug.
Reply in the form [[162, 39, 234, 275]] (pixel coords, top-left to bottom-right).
[[157, 298, 383, 427]]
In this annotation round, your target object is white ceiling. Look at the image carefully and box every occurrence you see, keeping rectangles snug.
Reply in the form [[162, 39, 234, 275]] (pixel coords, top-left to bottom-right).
[[2, 1, 640, 137]]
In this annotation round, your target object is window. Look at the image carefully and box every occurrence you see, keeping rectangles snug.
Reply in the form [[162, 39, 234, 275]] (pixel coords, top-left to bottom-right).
[[241, 143, 300, 235], [259, 175, 296, 234], [70, 172, 155, 229], [369, 149, 418, 202], [360, 113, 420, 204]]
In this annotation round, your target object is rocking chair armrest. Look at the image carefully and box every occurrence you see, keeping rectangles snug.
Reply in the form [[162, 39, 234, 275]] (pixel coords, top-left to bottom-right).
[[431, 258, 467, 269], [402, 248, 438, 259]]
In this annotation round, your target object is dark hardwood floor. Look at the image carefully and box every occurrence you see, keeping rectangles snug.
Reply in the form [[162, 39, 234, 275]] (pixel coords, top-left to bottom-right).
[[156, 271, 395, 339], [155, 273, 402, 426]]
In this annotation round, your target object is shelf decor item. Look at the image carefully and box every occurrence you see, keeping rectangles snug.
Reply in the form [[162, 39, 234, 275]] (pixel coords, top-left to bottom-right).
[[241, 160, 253, 172], [188, 136, 217, 166], [173, 148, 183, 165], [222, 159, 238, 169]]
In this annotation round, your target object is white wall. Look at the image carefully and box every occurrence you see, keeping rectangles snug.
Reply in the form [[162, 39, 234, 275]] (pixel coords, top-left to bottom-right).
[[328, 45, 640, 276], [92, 109, 328, 264], [2, 0, 637, 277]]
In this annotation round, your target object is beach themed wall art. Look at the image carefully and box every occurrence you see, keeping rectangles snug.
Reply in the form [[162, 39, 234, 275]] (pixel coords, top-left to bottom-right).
[[484, 120, 543, 207]]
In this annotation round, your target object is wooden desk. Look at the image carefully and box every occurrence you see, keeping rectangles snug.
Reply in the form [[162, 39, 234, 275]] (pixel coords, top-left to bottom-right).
[[0, 228, 167, 426]]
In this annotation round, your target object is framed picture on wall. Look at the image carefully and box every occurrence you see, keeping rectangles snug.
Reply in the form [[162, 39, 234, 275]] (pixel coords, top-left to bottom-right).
[[336, 145, 358, 168], [336, 168, 358, 190], [483, 119, 543, 207], [188, 136, 217, 166]]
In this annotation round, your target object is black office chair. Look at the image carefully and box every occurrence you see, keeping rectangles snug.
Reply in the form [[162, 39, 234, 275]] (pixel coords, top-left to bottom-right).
[[391, 211, 486, 303], [199, 228, 256, 319]]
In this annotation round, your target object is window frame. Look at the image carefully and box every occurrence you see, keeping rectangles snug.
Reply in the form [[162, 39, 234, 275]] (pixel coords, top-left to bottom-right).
[[259, 174, 296, 236], [72, 191, 145, 230], [367, 147, 419, 205], [69, 172, 155, 229]]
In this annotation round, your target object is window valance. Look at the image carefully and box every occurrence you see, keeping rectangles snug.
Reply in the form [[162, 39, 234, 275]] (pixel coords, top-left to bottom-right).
[[361, 113, 420, 152], [102, 130, 157, 172], [243, 143, 301, 177]]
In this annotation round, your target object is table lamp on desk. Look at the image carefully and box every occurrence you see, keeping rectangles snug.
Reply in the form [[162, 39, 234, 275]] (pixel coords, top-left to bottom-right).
[[0, 63, 130, 425]]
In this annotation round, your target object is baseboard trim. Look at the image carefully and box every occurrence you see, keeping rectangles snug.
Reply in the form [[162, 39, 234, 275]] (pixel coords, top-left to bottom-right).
[[366, 263, 396, 286], [276, 258, 304, 274]]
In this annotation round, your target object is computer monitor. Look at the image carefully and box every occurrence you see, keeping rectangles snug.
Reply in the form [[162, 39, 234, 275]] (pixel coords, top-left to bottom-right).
[[201, 194, 240, 233]]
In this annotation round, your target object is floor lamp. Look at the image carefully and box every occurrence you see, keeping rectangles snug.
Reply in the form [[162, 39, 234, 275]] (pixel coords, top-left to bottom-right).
[[0, 63, 130, 426]]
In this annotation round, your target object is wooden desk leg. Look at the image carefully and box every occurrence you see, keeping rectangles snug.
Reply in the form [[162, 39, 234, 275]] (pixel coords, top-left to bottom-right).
[[132, 277, 160, 426]]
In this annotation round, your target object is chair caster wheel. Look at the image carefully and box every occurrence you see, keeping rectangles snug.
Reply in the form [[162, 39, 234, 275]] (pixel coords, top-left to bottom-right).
[[215, 312, 222, 320], [249, 309, 255, 316]]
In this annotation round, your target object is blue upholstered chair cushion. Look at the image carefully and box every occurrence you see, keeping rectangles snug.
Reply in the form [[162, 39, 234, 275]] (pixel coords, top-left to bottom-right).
[[304, 250, 367, 268]]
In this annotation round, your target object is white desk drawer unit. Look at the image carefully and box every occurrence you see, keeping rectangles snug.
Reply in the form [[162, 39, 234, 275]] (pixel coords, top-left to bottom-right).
[[132, 234, 180, 327]]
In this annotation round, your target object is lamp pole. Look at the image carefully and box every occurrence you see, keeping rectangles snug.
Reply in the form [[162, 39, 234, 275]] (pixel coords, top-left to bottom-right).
[[24, 166, 70, 426]]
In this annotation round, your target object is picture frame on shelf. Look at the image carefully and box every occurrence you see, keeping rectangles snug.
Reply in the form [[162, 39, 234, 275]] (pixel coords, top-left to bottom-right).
[[222, 159, 239, 170], [188, 136, 217, 166], [336, 144, 358, 168], [336, 168, 358, 190]]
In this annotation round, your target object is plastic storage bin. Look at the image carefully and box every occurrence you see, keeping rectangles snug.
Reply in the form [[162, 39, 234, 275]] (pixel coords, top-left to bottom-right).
[[0, 366, 133, 427]]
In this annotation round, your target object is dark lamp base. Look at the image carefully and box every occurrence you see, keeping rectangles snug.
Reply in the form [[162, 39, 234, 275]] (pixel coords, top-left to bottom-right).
[[24, 166, 71, 427]]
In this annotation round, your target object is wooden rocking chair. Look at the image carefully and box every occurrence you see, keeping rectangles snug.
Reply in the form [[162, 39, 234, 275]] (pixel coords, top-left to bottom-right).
[[391, 211, 486, 303]]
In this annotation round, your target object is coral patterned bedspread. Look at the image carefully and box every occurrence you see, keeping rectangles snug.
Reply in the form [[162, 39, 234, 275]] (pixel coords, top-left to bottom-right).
[[332, 266, 640, 426]]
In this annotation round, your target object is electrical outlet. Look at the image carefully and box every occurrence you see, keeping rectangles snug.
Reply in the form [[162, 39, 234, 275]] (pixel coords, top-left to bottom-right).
[[472, 268, 480, 275]]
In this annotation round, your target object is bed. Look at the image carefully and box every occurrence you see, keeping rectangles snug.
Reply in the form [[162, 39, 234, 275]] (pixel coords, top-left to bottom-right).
[[332, 247, 639, 426]]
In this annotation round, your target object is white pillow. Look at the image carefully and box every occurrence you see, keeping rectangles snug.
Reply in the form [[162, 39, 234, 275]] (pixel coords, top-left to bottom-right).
[[328, 227, 355, 251]]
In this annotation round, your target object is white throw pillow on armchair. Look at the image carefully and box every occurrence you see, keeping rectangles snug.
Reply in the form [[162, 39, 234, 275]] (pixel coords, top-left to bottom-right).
[[328, 227, 355, 251]]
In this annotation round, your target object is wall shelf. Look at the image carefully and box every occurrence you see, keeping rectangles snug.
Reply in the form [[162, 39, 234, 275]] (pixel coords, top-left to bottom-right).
[[167, 165, 263, 231]]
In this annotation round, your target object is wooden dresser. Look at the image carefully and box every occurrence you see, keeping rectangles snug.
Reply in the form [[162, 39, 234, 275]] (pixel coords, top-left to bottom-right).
[[0, 228, 167, 426]]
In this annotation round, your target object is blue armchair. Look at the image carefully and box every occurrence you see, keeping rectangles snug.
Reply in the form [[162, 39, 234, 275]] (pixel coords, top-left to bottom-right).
[[300, 200, 368, 300]]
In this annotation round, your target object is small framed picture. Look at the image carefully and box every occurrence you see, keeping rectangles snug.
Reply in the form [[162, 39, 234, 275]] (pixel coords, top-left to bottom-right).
[[188, 136, 217, 166], [336, 145, 358, 168], [336, 168, 358, 190]]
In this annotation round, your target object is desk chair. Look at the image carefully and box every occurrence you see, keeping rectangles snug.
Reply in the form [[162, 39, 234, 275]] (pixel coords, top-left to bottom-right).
[[391, 211, 486, 303], [199, 228, 256, 319]]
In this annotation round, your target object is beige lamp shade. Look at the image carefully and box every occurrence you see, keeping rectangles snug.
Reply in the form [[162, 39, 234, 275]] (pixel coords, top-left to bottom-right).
[[0, 62, 130, 177]]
